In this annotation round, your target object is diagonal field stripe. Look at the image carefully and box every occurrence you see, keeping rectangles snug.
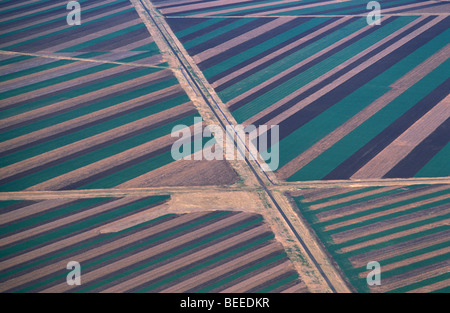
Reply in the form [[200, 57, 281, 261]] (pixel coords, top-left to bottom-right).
[[276, 35, 450, 180], [193, 17, 293, 63], [0, 101, 194, 186], [0, 1, 135, 47], [266, 15, 443, 128], [215, 16, 350, 92], [189, 0, 304, 17], [351, 94, 450, 179], [0, 211, 208, 292]]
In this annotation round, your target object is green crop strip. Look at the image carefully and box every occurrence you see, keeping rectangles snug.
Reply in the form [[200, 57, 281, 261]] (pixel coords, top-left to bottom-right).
[[0, 0, 122, 37], [257, 273, 299, 293], [0, 74, 177, 144], [0, 196, 169, 258], [176, 18, 226, 39], [2, 8, 137, 51], [389, 272, 450, 293], [415, 143, 450, 178], [0, 212, 173, 283], [288, 41, 450, 181], [333, 216, 450, 251], [293, 193, 450, 293], [136, 233, 273, 293], [74, 215, 263, 292], [0, 110, 196, 191], [57, 23, 147, 53], [0, 55, 161, 110], [183, 18, 255, 50], [203, 17, 333, 79], [195, 244, 283, 293]]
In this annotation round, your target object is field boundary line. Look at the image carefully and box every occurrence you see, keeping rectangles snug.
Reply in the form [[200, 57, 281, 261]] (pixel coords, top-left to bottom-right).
[[165, 13, 450, 19], [0, 50, 173, 70], [274, 177, 450, 191]]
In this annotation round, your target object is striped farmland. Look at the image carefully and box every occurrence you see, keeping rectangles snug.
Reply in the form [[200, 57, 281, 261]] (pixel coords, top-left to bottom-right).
[[0, 196, 307, 293], [0, 0, 239, 192], [153, 0, 450, 17], [163, 5, 450, 181], [292, 184, 450, 293]]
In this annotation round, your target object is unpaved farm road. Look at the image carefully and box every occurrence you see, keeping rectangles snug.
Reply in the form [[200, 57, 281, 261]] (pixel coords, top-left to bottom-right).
[[1, 177, 449, 201]]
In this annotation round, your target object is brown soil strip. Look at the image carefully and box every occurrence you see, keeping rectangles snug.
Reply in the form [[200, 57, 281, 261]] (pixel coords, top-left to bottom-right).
[[406, 278, 450, 293], [325, 193, 450, 231], [0, 197, 142, 248], [115, 158, 239, 188], [24, 125, 190, 191], [0, 5, 136, 48], [98, 203, 174, 234], [220, 261, 292, 293], [371, 260, 450, 293], [276, 40, 450, 181], [349, 230, 450, 268], [111, 38, 155, 52], [0, 81, 180, 156], [0, 55, 62, 76], [246, 0, 350, 16], [281, 282, 309, 293], [0, 58, 159, 108], [0, 52, 148, 93], [278, 178, 450, 190], [190, 0, 301, 17], [291, 187, 356, 203], [309, 186, 400, 210], [359, 246, 450, 279], [382, 2, 442, 13], [352, 95, 450, 179], [340, 219, 450, 253], [0, 54, 18, 61], [161, 0, 254, 15], [0, 0, 112, 34], [405, 3, 450, 14], [320, 185, 449, 225], [0, 2, 67, 23], [0, 198, 76, 226], [266, 16, 444, 128], [0, 0, 41, 13], [1, 68, 173, 131], [218, 17, 351, 92], [0, 212, 209, 292], [243, 15, 397, 126], [159, 242, 282, 292], [194, 17, 295, 63], [0, 100, 193, 182], [45, 20, 143, 52], [332, 205, 450, 244]]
